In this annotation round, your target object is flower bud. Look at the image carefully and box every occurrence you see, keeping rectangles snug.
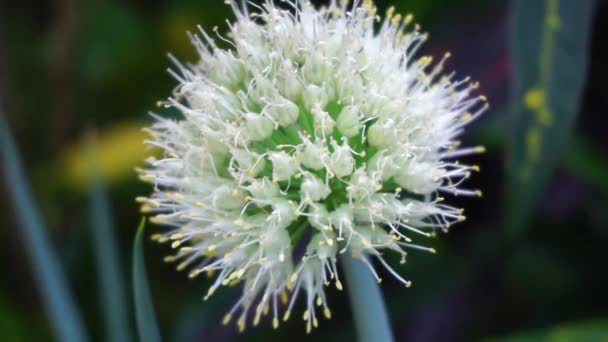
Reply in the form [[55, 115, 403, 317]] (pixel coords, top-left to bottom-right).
[[309, 204, 330, 230], [245, 113, 274, 141], [303, 84, 328, 111], [328, 141, 354, 178], [297, 137, 325, 170], [301, 173, 330, 202], [231, 149, 266, 176], [311, 107, 335, 137], [272, 98, 299, 127], [212, 185, 246, 210], [269, 199, 297, 229], [268, 151, 299, 181], [336, 105, 362, 137]]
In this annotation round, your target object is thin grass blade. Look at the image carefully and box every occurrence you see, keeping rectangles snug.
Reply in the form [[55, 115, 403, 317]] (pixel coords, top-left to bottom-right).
[[0, 113, 88, 342], [508, 0, 596, 234], [87, 137, 133, 342], [132, 218, 162, 342]]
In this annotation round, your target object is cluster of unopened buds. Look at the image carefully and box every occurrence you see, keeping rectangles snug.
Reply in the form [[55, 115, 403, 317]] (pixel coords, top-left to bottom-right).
[[137, 0, 487, 333]]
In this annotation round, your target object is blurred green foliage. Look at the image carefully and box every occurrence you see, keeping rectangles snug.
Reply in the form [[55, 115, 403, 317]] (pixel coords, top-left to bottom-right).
[[507, 0, 595, 235], [488, 320, 608, 342], [1, 0, 607, 341], [133, 218, 162, 342]]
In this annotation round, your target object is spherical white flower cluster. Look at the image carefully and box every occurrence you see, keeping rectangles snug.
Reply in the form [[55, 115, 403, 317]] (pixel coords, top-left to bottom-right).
[[138, 0, 487, 333]]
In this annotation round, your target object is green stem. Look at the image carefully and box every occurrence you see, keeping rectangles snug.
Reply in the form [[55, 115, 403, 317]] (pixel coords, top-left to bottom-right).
[[341, 254, 394, 342], [0, 112, 88, 342]]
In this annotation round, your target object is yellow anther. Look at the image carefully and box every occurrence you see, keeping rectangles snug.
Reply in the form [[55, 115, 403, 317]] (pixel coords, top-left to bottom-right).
[[335, 280, 343, 291], [171, 240, 181, 249], [236, 269, 245, 279], [273, 317, 279, 329], [223, 314, 232, 325], [391, 14, 402, 26], [404, 14, 414, 24], [176, 261, 188, 271], [303, 310, 310, 321], [237, 316, 246, 332], [460, 113, 472, 122], [163, 255, 176, 263], [324, 307, 332, 319], [150, 215, 166, 224], [474, 146, 486, 153], [140, 205, 152, 213]]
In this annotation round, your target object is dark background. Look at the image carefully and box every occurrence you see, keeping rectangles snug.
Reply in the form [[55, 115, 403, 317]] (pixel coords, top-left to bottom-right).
[[1, 0, 607, 341]]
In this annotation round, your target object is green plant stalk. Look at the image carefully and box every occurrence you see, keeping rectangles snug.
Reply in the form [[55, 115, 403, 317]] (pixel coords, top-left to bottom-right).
[[87, 137, 133, 342], [132, 218, 162, 342], [0, 113, 88, 342], [341, 254, 394, 342]]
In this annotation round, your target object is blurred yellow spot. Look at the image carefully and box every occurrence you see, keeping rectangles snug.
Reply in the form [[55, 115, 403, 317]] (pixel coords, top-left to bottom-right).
[[62, 122, 155, 189], [524, 88, 544, 111]]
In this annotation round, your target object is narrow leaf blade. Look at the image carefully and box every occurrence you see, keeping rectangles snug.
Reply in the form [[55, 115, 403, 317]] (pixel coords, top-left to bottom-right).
[[132, 218, 162, 342], [0, 114, 88, 342], [87, 138, 133, 342], [486, 319, 608, 342], [508, 0, 595, 233]]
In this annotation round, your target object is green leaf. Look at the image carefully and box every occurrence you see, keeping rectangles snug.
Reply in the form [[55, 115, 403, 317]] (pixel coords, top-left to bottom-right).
[[0, 114, 88, 342], [87, 137, 133, 342], [132, 218, 162, 342], [507, 0, 596, 234], [486, 320, 608, 342], [563, 135, 608, 193], [341, 255, 394, 342]]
